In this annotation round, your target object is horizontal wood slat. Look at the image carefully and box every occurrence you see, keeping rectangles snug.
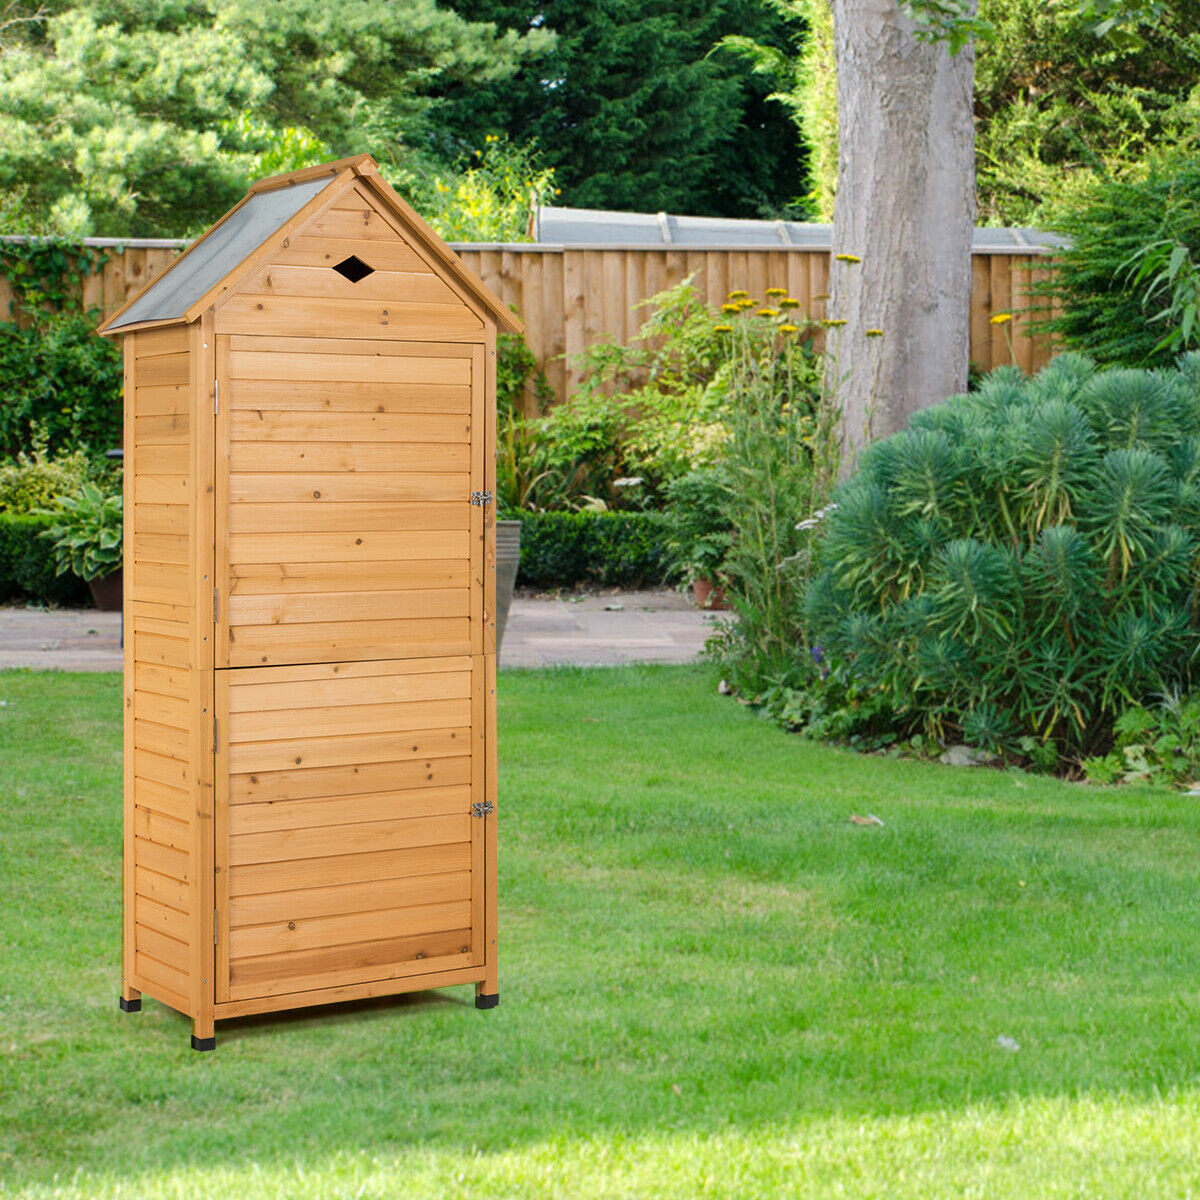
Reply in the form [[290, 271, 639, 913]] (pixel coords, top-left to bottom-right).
[[225, 618, 471, 667], [230, 753, 471, 805], [227, 502, 467, 535], [231, 893, 471, 958], [229, 784, 471, 836], [227, 378, 471, 414], [216, 295, 484, 341], [228, 473, 468, 505], [228, 559, 469, 595], [228, 929, 471, 998], [229, 812, 469, 866], [229, 411, 470, 444], [227, 725, 468, 774], [228, 842, 469, 897], [229, 858, 469, 925]]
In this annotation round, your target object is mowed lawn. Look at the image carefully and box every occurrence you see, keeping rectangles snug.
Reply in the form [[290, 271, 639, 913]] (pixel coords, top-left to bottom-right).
[[3, 665, 1200, 1198]]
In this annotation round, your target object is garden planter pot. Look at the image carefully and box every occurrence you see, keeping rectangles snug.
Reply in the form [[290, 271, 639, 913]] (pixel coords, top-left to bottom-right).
[[692, 576, 728, 610], [87, 568, 122, 612], [496, 520, 521, 654]]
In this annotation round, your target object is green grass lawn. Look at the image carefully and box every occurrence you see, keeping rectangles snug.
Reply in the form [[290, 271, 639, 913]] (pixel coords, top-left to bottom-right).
[[3, 665, 1200, 1197]]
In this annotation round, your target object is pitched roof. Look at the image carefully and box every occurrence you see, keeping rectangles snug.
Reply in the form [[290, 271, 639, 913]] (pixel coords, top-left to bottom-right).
[[100, 155, 521, 335]]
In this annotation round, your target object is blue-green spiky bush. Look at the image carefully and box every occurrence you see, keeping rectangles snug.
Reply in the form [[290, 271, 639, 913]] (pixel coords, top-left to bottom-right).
[[805, 353, 1200, 763]]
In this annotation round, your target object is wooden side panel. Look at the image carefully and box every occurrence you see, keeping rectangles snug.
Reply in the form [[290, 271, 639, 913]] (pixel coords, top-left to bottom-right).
[[217, 657, 486, 1003], [218, 336, 481, 667], [123, 321, 215, 1031], [127, 597, 196, 1014]]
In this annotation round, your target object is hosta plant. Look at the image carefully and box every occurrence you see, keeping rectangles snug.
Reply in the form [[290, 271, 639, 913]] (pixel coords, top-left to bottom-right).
[[805, 353, 1200, 766], [40, 482, 122, 581]]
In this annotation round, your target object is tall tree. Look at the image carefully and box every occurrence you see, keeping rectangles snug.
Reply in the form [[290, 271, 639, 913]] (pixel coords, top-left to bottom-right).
[[0, 0, 551, 236], [437, 0, 808, 219], [828, 0, 977, 457]]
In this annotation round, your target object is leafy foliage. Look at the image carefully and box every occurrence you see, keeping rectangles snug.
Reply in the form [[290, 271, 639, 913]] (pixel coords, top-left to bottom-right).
[[0, 439, 93, 513], [522, 278, 822, 511], [661, 467, 734, 582], [513, 510, 669, 590], [1038, 164, 1200, 367], [708, 310, 838, 691], [1084, 694, 1200, 786], [438, 0, 807, 219], [805, 354, 1200, 764], [39, 480, 122, 581], [425, 136, 555, 243], [0, 1, 551, 236], [0, 313, 122, 458]]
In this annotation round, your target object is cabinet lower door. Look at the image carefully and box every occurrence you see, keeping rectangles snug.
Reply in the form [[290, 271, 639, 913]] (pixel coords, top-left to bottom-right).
[[215, 656, 487, 1003]]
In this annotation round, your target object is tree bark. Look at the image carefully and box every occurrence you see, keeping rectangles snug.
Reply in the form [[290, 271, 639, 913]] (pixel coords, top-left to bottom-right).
[[827, 0, 976, 463]]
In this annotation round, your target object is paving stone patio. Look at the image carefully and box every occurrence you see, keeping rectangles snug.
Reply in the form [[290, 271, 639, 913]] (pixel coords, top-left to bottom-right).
[[0, 589, 720, 672]]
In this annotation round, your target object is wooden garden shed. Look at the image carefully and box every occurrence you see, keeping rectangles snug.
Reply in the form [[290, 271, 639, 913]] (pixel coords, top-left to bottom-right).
[[99, 154, 519, 1050]]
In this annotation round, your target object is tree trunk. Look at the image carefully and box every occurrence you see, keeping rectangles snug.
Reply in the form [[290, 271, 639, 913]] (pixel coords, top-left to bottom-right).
[[827, 0, 976, 463]]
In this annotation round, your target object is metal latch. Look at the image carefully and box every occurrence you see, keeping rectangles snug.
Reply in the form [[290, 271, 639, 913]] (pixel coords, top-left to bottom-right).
[[471, 801, 495, 818], [470, 491, 493, 507]]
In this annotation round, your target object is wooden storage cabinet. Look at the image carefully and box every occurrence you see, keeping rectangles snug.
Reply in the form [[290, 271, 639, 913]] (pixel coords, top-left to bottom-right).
[[103, 156, 519, 1049]]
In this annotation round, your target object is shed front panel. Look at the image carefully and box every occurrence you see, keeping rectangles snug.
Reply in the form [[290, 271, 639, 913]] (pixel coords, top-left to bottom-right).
[[215, 335, 484, 667], [215, 656, 487, 1003]]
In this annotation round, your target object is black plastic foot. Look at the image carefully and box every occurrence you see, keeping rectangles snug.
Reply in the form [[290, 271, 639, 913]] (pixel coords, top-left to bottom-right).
[[191, 1035, 216, 1052], [118, 996, 141, 1013], [475, 992, 499, 1010]]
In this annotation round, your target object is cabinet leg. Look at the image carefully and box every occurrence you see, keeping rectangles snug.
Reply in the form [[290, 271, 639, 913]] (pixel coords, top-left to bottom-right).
[[119, 983, 141, 1014], [191, 1015, 215, 1052], [475, 982, 499, 1010]]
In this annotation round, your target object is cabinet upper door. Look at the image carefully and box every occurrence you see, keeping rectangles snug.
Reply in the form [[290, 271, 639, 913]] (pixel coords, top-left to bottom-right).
[[214, 335, 486, 668]]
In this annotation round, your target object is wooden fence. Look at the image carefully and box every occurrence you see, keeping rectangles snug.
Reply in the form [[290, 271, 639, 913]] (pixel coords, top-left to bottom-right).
[[0, 238, 1057, 410]]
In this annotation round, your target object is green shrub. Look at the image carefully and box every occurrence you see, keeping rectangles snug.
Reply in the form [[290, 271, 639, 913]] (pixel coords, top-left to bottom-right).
[[513, 510, 669, 589], [1040, 163, 1200, 368], [40, 481, 123, 582], [0, 441, 93, 513], [525, 277, 821, 511], [0, 314, 123, 458], [0, 512, 88, 604], [805, 354, 1200, 765], [1084, 695, 1200, 788], [661, 467, 734, 583]]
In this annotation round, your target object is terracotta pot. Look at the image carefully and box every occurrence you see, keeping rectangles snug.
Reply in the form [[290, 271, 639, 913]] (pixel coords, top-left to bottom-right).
[[691, 576, 728, 610], [88, 568, 123, 612]]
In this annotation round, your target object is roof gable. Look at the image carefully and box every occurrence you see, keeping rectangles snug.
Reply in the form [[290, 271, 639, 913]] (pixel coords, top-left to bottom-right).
[[101, 156, 521, 335]]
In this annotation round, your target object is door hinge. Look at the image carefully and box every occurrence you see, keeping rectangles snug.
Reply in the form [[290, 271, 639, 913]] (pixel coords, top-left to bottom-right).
[[214, 908, 218, 945], [470, 490, 493, 507], [213, 380, 219, 416], [213, 586, 219, 623], [471, 800, 495, 818]]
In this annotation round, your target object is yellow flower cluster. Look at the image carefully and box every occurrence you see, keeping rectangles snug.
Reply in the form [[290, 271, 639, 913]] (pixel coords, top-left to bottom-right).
[[721, 302, 740, 314], [990, 312, 1013, 325], [865, 328, 884, 338], [834, 253, 862, 264], [714, 323, 734, 333], [727, 289, 749, 300], [766, 287, 787, 298], [756, 307, 779, 317], [779, 323, 799, 334], [822, 318, 848, 328], [779, 297, 801, 309]]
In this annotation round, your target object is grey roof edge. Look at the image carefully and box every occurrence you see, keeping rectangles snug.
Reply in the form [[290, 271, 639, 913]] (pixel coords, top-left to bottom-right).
[[104, 175, 334, 330], [451, 241, 1068, 255]]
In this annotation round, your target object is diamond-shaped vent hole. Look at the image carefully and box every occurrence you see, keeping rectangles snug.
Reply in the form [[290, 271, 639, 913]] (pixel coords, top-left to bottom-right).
[[333, 254, 375, 283]]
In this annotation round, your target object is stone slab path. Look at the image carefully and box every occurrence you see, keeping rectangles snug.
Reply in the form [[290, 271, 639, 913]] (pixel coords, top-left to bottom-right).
[[0, 590, 721, 672]]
